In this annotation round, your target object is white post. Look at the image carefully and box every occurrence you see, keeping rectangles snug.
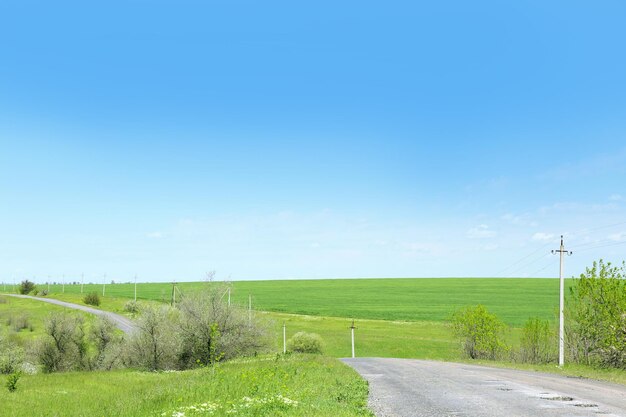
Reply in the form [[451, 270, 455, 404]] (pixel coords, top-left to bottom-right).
[[351, 320, 356, 358], [62, 274, 65, 294], [81, 273, 84, 294], [283, 322, 287, 354], [552, 235, 571, 367], [558, 238, 565, 367], [103, 273, 106, 297], [134, 274, 137, 302]]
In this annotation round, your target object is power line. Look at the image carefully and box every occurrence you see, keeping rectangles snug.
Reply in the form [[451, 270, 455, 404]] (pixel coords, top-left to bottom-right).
[[495, 240, 556, 277], [573, 239, 626, 253]]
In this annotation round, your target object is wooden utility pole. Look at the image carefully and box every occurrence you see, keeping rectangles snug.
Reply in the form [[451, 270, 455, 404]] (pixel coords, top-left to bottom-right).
[[552, 235, 572, 367]]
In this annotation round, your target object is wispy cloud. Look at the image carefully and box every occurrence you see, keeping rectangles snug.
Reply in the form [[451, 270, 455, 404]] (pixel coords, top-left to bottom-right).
[[467, 224, 496, 239], [609, 194, 624, 201], [532, 232, 554, 241], [147, 232, 164, 239], [608, 232, 626, 242]]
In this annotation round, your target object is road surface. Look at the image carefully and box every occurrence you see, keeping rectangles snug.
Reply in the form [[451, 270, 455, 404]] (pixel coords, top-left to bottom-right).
[[343, 358, 626, 417], [6, 294, 137, 334]]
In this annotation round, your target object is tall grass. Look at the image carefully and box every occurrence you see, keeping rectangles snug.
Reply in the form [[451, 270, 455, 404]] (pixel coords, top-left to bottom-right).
[[0, 354, 372, 417]]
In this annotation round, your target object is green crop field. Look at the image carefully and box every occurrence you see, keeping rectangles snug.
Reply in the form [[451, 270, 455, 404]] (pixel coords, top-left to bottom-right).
[[13, 278, 573, 326]]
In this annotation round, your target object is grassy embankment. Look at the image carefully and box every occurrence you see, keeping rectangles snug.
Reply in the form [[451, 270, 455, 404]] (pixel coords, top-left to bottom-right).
[[0, 353, 372, 417]]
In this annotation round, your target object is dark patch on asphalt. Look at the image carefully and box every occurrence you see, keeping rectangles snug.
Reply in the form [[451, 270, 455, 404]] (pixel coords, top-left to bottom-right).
[[574, 403, 598, 408], [541, 396, 574, 401]]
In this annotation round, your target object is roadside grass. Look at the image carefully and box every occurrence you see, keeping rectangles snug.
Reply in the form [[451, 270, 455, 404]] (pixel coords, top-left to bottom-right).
[[469, 360, 626, 386], [11, 278, 571, 326], [0, 296, 95, 344], [0, 354, 372, 417]]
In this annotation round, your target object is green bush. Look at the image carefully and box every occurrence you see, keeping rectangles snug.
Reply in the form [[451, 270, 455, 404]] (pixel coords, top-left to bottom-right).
[[18, 280, 35, 295], [0, 341, 24, 374], [7, 314, 30, 332], [123, 300, 139, 314], [83, 292, 101, 306], [519, 317, 555, 364], [5, 371, 20, 392], [287, 332, 324, 354], [451, 305, 508, 360], [567, 260, 626, 368]]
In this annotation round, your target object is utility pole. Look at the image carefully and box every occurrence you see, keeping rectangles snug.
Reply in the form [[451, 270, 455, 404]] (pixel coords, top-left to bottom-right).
[[248, 294, 252, 326], [62, 274, 65, 294], [552, 235, 572, 367], [350, 320, 357, 358], [171, 281, 176, 307], [102, 273, 106, 297]]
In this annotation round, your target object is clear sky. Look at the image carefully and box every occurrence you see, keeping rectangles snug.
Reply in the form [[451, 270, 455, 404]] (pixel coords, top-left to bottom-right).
[[1, 1, 625, 283]]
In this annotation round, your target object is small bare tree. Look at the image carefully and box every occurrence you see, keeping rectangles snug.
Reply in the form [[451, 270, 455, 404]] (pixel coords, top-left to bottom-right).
[[36, 312, 88, 372], [177, 284, 271, 368], [126, 305, 180, 371]]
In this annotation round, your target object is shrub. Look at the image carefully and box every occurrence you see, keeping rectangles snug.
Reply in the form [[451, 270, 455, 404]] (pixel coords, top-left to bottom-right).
[[123, 300, 140, 314], [39, 289, 49, 296], [176, 287, 271, 368], [451, 305, 508, 360], [126, 306, 180, 371], [36, 313, 88, 372], [567, 259, 626, 368], [18, 280, 35, 295], [90, 316, 124, 370], [83, 292, 100, 306], [519, 317, 555, 364], [5, 371, 20, 392], [7, 315, 30, 332], [0, 342, 24, 374], [287, 332, 324, 354]]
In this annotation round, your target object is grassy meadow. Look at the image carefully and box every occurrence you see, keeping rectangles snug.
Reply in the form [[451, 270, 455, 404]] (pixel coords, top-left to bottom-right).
[[0, 295, 96, 344], [0, 354, 372, 417]]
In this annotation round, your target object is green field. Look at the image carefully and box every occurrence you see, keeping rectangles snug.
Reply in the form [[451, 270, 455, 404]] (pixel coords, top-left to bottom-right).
[[12, 278, 572, 326]]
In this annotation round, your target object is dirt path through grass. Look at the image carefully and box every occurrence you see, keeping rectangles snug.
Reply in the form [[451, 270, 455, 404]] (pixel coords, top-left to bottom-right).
[[6, 294, 137, 334]]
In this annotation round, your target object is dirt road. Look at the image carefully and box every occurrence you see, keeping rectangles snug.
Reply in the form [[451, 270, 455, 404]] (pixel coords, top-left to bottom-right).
[[343, 358, 626, 417]]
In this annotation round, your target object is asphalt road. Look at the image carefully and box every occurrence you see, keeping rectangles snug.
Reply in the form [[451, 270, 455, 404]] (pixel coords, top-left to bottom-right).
[[6, 294, 137, 334], [343, 358, 626, 417]]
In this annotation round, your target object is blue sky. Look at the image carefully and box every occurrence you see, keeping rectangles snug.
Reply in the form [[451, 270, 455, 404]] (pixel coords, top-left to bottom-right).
[[1, 1, 625, 283]]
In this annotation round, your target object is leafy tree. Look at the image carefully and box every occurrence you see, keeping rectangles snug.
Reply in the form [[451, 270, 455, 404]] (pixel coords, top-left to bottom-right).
[[451, 305, 508, 360], [567, 259, 626, 368], [18, 280, 35, 295]]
